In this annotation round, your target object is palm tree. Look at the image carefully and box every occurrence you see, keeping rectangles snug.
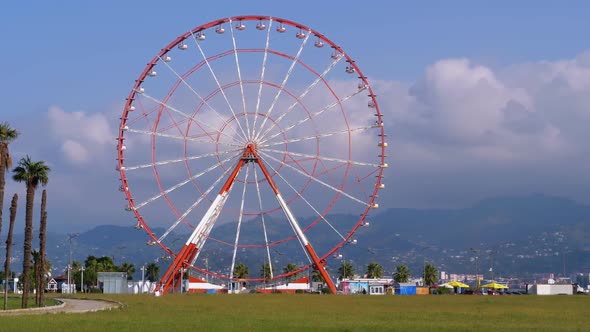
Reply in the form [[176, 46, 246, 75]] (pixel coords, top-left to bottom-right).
[[3, 193, 17, 310], [393, 265, 410, 283], [12, 156, 50, 308], [145, 262, 160, 282], [32, 250, 41, 305], [0, 122, 19, 246], [311, 269, 325, 283], [338, 261, 354, 280], [423, 263, 438, 286], [119, 262, 136, 280], [233, 263, 249, 279], [366, 262, 384, 279], [260, 263, 272, 284], [283, 263, 298, 283], [37, 189, 47, 307]]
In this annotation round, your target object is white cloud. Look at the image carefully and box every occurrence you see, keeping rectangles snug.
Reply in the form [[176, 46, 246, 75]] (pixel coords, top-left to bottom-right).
[[48, 106, 114, 164], [60, 139, 89, 165]]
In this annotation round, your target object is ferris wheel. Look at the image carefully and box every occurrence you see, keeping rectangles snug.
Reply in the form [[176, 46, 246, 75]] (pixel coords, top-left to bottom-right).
[[116, 15, 386, 295]]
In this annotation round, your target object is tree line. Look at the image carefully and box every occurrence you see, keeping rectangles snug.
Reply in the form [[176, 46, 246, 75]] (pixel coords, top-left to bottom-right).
[[231, 260, 439, 286], [1, 122, 51, 309]]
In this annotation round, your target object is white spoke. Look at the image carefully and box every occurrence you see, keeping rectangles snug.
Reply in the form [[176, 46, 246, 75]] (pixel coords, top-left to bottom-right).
[[127, 128, 241, 148], [259, 154, 346, 241], [192, 33, 249, 140], [134, 153, 240, 210], [138, 92, 243, 146], [260, 125, 376, 148], [256, 55, 343, 141], [260, 151, 368, 207], [254, 30, 311, 141], [253, 166, 273, 279], [229, 165, 250, 281], [259, 88, 366, 145], [228, 18, 251, 140], [156, 53, 246, 142], [252, 17, 273, 140], [123, 147, 242, 171], [263, 147, 381, 168], [158, 164, 236, 243]]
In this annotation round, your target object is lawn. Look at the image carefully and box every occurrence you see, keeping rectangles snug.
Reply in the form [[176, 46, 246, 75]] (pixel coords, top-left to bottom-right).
[[2, 296, 59, 310], [1, 294, 589, 331]]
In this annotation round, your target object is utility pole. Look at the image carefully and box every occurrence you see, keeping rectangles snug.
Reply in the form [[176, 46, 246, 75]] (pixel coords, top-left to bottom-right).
[[80, 266, 85, 293], [140, 265, 145, 294]]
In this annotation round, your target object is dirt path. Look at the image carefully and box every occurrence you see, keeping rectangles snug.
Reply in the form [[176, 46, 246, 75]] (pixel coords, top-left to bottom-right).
[[0, 298, 121, 315]]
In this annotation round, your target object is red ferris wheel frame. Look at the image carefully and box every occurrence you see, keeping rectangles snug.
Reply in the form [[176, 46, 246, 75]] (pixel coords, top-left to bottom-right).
[[116, 15, 386, 295]]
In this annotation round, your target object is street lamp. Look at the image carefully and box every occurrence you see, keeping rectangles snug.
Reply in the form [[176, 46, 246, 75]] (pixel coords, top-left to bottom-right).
[[140, 265, 146, 294], [80, 266, 85, 293], [470, 248, 480, 290], [66, 233, 79, 294]]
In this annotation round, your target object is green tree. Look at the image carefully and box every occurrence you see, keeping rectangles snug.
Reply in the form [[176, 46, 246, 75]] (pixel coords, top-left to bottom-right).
[[338, 261, 354, 280], [12, 156, 50, 308], [0, 123, 19, 252], [423, 263, 438, 286], [36, 189, 48, 307], [283, 263, 298, 282], [119, 262, 135, 281], [3, 194, 17, 310], [366, 261, 384, 279], [393, 265, 410, 283], [145, 262, 160, 282], [233, 263, 249, 279]]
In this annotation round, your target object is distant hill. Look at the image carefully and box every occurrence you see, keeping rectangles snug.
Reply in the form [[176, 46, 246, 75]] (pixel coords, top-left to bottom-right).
[[8, 194, 589, 280]]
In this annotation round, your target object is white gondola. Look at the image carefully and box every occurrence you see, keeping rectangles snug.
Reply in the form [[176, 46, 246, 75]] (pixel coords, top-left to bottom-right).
[[236, 21, 246, 30], [116, 164, 125, 171], [147, 240, 156, 246], [374, 121, 384, 127], [348, 238, 358, 245], [128, 105, 136, 112], [358, 82, 367, 90], [121, 126, 129, 132], [276, 24, 286, 33], [368, 100, 376, 108], [314, 39, 324, 48], [331, 51, 341, 59], [361, 220, 370, 227], [178, 42, 188, 50], [162, 55, 172, 62], [125, 205, 133, 211], [380, 163, 389, 168], [120, 145, 127, 151], [296, 30, 306, 39], [378, 183, 385, 189], [147, 70, 157, 77], [118, 185, 126, 192], [333, 253, 343, 259], [137, 87, 145, 94], [345, 66, 355, 74], [256, 21, 266, 30], [378, 142, 388, 147], [135, 223, 143, 230], [196, 32, 206, 40], [371, 203, 379, 209], [215, 25, 225, 34]]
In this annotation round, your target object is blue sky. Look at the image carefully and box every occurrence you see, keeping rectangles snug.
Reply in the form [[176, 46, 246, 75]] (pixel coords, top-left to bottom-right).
[[2, 1, 590, 232]]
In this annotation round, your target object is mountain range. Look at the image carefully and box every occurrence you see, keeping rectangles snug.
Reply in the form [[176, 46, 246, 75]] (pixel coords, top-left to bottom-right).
[[5, 194, 590, 281]]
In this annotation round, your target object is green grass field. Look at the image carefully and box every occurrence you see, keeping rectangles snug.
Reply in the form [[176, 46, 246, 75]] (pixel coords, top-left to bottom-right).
[[2, 297, 59, 310], [1, 294, 589, 331]]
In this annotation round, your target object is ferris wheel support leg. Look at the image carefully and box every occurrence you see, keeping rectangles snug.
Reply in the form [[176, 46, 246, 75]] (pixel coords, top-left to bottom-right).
[[252, 146, 337, 294], [155, 155, 247, 295]]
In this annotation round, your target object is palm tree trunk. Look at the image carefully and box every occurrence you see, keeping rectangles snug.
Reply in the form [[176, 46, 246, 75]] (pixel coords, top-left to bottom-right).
[[0, 144, 7, 250], [21, 184, 35, 308], [38, 190, 47, 307], [4, 194, 17, 310]]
